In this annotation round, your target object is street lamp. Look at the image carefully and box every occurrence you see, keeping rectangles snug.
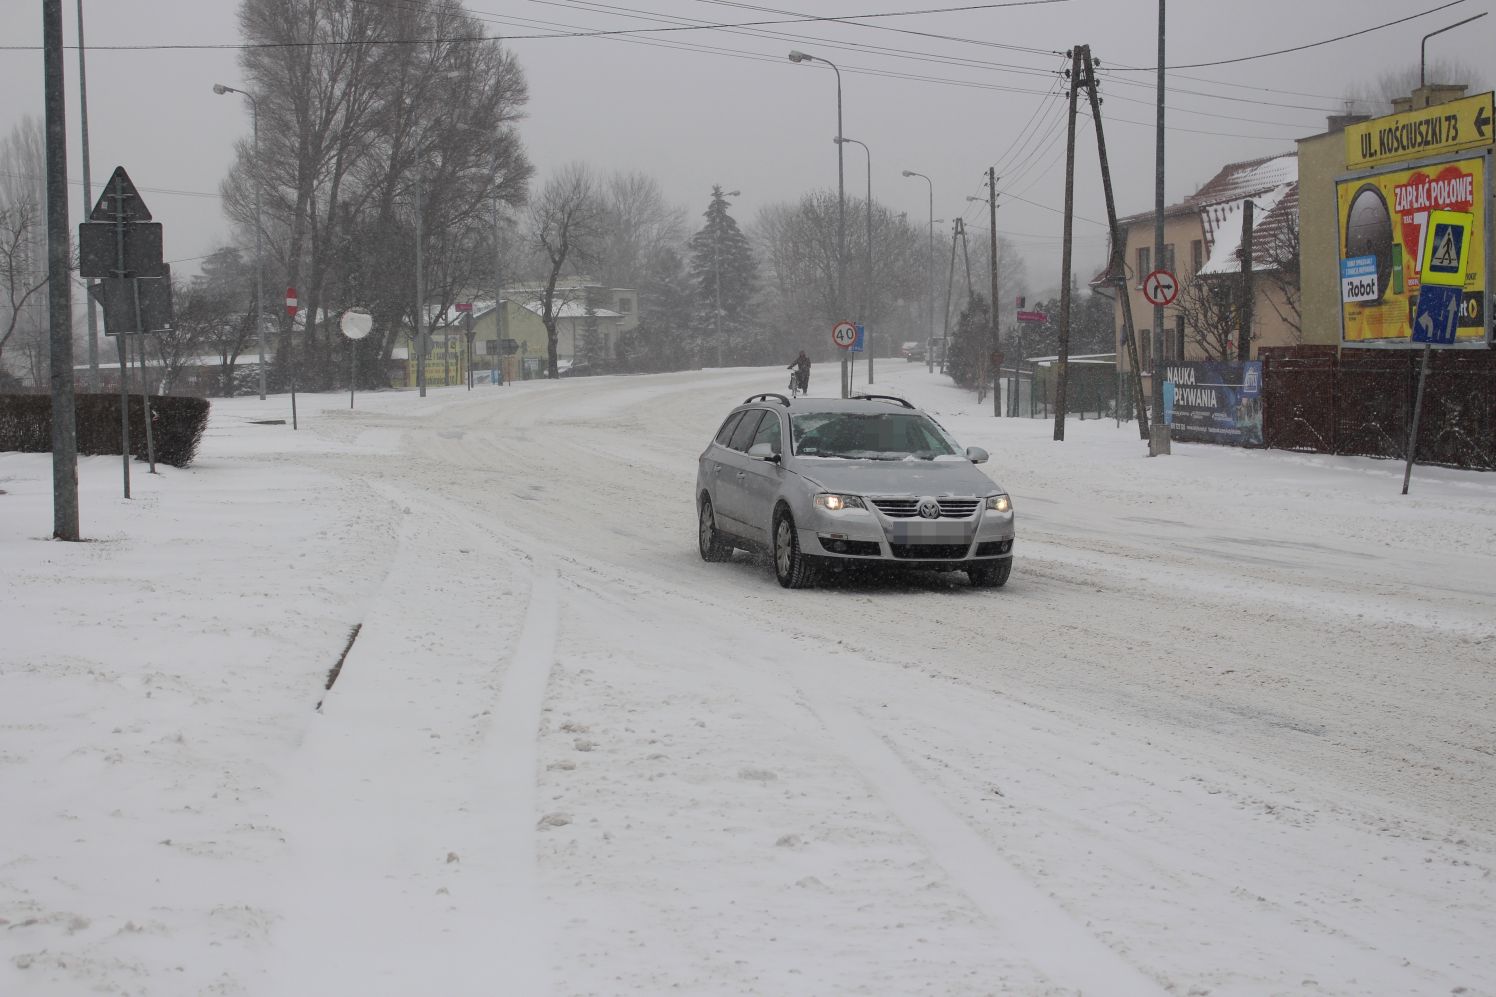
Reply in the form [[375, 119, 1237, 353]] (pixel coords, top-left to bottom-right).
[[789, 50, 847, 343], [902, 169, 935, 373], [712, 188, 740, 368], [836, 136, 873, 385], [212, 82, 267, 402]]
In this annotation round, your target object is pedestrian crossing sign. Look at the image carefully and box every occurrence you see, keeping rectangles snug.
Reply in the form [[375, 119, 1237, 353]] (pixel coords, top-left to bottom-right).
[[1419, 209, 1474, 287]]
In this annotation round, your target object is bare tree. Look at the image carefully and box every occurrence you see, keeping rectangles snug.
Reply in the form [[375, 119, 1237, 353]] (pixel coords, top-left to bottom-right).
[[229, 0, 532, 387], [528, 163, 601, 378], [1172, 276, 1238, 361], [0, 117, 47, 384], [1258, 211, 1302, 345], [1345, 59, 1487, 116], [594, 172, 686, 291]]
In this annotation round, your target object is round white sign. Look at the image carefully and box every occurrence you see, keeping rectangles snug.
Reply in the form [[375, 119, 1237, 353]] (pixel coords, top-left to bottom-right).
[[340, 309, 374, 340]]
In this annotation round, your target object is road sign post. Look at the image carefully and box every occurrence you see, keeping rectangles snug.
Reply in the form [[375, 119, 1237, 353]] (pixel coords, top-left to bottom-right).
[[340, 310, 373, 409], [1402, 209, 1473, 495], [832, 321, 857, 398], [78, 167, 170, 490], [285, 288, 299, 429]]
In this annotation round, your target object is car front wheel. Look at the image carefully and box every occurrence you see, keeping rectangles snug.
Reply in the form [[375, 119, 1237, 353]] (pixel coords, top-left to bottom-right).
[[698, 496, 734, 562], [967, 558, 1012, 588], [773, 510, 817, 588]]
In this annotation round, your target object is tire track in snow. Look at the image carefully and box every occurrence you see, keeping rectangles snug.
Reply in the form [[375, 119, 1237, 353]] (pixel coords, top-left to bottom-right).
[[478, 556, 560, 995], [558, 568, 1168, 995], [799, 694, 1168, 997]]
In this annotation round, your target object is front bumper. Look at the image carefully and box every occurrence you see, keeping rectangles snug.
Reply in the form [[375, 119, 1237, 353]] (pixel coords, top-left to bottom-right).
[[799, 501, 1015, 566]]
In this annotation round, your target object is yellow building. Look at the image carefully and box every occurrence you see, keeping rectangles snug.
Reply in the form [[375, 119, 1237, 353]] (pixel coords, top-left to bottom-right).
[[1299, 85, 1491, 350]]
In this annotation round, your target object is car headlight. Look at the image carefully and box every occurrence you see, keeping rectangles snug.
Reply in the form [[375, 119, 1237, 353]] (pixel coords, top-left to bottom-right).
[[814, 493, 866, 511], [985, 493, 1012, 514]]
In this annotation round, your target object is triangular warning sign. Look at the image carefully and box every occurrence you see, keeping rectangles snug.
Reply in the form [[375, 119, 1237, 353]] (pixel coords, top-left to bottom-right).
[[88, 166, 153, 223], [1431, 226, 1460, 269]]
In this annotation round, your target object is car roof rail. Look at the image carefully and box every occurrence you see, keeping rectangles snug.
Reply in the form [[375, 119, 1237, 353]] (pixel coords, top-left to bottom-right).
[[850, 393, 915, 409], [743, 392, 792, 407]]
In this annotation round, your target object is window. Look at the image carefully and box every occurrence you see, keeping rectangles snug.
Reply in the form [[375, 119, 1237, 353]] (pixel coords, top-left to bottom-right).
[[1191, 240, 1204, 274], [727, 410, 765, 452], [714, 412, 744, 446], [1161, 244, 1176, 274], [617, 297, 632, 314], [1136, 246, 1151, 283], [749, 411, 782, 455], [1175, 315, 1186, 360]]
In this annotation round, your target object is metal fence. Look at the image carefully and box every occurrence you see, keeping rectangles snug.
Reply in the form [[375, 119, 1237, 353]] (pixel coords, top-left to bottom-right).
[[1261, 345, 1496, 470]]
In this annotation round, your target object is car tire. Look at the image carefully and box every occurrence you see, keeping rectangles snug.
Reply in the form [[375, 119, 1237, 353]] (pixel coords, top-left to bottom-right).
[[698, 496, 734, 562], [773, 509, 817, 589], [967, 558, 1012, 588]]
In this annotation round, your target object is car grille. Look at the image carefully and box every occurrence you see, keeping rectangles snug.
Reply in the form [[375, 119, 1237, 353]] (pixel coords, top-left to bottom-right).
[[890, 542, 972, 560], [871, 498, 980, 519]]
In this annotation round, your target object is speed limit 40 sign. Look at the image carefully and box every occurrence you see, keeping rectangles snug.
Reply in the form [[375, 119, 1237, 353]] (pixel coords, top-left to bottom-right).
[[831, 320, 858, 349]]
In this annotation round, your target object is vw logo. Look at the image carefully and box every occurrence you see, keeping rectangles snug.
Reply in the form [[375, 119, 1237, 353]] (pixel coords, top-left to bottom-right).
[[917, 497, 942, 520]]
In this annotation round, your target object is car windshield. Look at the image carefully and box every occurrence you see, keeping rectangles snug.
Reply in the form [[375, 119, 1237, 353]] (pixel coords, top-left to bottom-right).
[[790, 411, 959, 460]]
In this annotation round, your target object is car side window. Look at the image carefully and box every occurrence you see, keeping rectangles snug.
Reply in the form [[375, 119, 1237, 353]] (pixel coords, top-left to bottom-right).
[[714, 412, 744, 446], [750, 411, 782, 455], [727, 410, 765, 452]]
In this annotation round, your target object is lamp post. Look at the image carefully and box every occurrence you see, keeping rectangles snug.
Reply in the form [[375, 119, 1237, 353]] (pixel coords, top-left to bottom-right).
[[212, 83, 266, 401], [712, 188, 740, 367], [789, 50, 847, 349], [836, 137, 873, 385], [902, 170, 935, 373]]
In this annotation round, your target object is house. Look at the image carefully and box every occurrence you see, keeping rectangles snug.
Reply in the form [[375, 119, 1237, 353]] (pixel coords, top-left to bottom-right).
[[396, 282, 641, 385], [417, 282, 639, 380], [1095, 153, 1303, 385]]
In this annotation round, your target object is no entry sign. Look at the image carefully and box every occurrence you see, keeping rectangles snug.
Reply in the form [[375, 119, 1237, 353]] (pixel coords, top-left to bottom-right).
[[1142, 269, 1178, 307]]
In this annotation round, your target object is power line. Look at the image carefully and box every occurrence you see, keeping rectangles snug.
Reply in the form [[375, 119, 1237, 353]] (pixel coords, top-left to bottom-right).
[[1105, 0, 1468, 71]]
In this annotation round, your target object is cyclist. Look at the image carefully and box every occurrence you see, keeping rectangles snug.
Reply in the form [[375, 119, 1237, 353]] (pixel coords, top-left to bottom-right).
[[788, 350, 811, 395]]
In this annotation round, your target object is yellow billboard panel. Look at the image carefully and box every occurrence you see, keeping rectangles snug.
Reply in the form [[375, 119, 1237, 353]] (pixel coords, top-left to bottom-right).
[[1345, 91, 1495, 170], [1336, 155, 1489, 346]]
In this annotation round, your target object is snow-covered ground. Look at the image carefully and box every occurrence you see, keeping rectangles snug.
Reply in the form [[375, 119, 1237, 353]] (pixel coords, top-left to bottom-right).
[[3, 361, 1493, 996]]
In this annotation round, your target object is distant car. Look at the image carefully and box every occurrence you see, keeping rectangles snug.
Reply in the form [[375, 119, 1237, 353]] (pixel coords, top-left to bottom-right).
[[695, 392, 1015, 588], [899, 341, 925, 362], [559, 362, 607, 378]]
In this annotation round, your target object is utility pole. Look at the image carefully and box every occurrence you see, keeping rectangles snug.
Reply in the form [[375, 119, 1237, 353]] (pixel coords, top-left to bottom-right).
[[44, 0, 78, 540], [988, 168, 1000, 417], [1054, 45, 1082, 442], [415, 174, 426, 397], [943, 219, 962, 374], [1149, 0, 1171, 455], [1083, 46, 1150, 442], [1238, 198, 1254, 363]]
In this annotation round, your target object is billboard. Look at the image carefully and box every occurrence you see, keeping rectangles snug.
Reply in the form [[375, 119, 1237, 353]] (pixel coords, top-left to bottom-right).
[[1162, 361, 1263, 447], [1336, 152, 1490, 348]]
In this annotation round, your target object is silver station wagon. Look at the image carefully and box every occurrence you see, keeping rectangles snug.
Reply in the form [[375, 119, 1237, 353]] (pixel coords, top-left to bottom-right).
[[696, 392, 1015, 588]]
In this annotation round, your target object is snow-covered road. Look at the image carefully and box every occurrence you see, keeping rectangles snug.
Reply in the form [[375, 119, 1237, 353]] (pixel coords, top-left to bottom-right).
[[3, 362, 1493, 995]]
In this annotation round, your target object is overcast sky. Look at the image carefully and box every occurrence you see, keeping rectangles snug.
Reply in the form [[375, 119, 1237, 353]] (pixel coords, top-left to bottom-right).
[[1, 0, 1492, 294]]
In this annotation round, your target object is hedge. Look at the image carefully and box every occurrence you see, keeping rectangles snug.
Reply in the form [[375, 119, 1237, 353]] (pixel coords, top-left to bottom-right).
[[0, 392, 210, 468]]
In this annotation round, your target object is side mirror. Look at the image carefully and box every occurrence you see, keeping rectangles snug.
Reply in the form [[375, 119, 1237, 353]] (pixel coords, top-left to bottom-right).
[[965, 446, 989, 464], [748, 442, 782, 463]]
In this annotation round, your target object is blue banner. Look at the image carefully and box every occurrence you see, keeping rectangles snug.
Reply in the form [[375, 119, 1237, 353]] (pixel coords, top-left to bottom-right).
[[1162, 360, 1264, 447]]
